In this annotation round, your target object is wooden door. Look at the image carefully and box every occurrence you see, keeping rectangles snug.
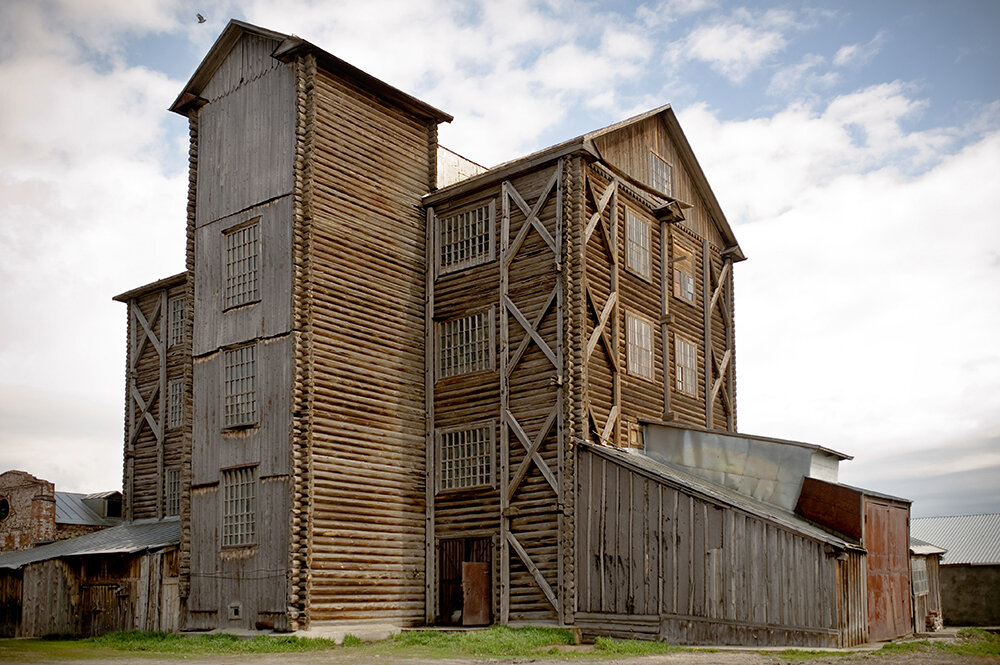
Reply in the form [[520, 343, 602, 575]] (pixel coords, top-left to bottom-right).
[[462, 562, 490, 626]]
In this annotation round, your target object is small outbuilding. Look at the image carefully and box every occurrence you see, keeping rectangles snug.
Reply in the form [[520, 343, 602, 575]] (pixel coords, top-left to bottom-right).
[[911, 513, 1000, 626], [909, 537, 945, 632]]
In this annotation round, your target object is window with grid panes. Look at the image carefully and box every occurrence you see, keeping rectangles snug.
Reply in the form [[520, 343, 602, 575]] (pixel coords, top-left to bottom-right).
[[675, 335, 698, 396], [165, 467, 180, 517], [221, 466, 255, 546], [673, 250, 695, 303], [168, 296, 185, 347], [438, 310, 493, 379], [626, 311, 654, 380], [626, 209, 652, 280], [167, 378, 183, 429], [438, 202, 494, 273], [650, 152, 673, 196], [438, 422, 494, 491], [224, 345, 256, 428], [224, 222, 259, 309]]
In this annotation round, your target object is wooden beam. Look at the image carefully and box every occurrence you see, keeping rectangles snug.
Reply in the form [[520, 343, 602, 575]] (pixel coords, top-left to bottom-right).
[[507, 532, 559, 611]]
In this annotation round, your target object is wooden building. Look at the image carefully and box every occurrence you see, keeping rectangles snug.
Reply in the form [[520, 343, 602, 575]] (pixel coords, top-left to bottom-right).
[[909, 537, 945, 632], [109, 19, 911, 646]]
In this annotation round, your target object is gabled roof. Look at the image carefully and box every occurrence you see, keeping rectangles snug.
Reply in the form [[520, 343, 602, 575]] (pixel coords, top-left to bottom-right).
[[0, 518, 180, 570], [582, 440, 860, 551], [170, 19, 451, 124], [910, 536, 947, 556], [54, 492, 119, 526], [911, 513, 1000, 565], [425, 106, 744, 261]]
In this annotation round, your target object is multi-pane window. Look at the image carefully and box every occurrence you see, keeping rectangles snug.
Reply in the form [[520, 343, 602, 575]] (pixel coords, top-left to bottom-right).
[[224, 222, 260, 309], [221, 466, 255, 547], [438, 202, 494, 274], [911, 557, 929, 595], [626, 311, 654, 380], [673, 250, 696, 303], [626, 209, 652, 280], [675, 335, 698, 396], [224, 345, 256, 428], [438, 422, 494, 491], [438, 310, 493, 379], [167, 378, 184, 429], [165, 467, 180, 517], [168, 296, 185, 347], [650, 152, 673, 196]]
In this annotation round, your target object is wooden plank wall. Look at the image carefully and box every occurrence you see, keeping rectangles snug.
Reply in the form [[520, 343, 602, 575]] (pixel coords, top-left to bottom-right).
[[301, 65, 433, 626], [575, 448, 843, 647], [0, 570, 22, 637], [20, 560, 77, 637]]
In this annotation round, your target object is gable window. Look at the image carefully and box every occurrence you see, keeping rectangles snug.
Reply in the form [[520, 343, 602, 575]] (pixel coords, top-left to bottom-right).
[[224, 345, 256, 428], [650, 152, 673, 197], [675, 335, 698, 396], [165, 467, 180, 517], [626, 209, 652, 280], [438, 309, 493, 379], [626, 311, 655, 380], [221, 466, 255, 547], [438, 421, 494, 492], [224, 221, 260, 309], [438, 201, 495, 274], [168, 296, 185, 347], [167, 378, 184, 429], [673, 249, 696, 303]]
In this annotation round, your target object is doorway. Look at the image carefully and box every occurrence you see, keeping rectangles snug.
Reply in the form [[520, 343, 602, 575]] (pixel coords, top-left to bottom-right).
[[438, 537, 492, 626]]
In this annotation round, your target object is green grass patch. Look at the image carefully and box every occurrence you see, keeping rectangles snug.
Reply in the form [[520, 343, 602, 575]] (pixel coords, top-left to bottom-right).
[[392, 625, 575, 656], [592, 636, 685, 655], [940, 628, 1000, 657], [877, 640, 932, 654], [769, 648, 850, 660], [85, 630, 339, 654]]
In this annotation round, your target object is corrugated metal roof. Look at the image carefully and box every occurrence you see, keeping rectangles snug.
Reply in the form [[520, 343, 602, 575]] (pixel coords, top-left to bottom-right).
[[0, 518, 180, 570], [911, 513, 1000, 565], [582, 441, 860, 551], [54, 492, 118, 526], [910, 536, 947, 556]]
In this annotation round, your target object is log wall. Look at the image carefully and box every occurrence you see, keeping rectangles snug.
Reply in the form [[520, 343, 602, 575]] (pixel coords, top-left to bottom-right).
[[299, 65, 434, 626], [575, 446, 845, 647]]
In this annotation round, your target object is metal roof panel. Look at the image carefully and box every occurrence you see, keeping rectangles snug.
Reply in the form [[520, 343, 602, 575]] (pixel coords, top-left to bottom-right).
[[911, 513, 1000, 565]]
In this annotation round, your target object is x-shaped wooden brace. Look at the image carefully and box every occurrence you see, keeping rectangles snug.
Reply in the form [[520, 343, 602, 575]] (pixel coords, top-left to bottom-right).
[[504, 169, 560, 267], [707, 259, 734, 415], [129, 383, 161, 446], [130, 300, 163, 372]]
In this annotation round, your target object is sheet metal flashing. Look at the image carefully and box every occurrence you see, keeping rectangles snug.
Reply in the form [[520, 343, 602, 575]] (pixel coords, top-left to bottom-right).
[[911, 513, 1000, 565], [643, 421, 853, 461], [54, 492, 119, 526], [581, 440, 860, 551], [0, 518, 180, 570]]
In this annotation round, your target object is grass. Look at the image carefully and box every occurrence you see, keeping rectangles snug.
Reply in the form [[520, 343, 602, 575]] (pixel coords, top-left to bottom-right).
[[592, 635, 687, 655], [390, 625, 576, 656], [86, 630, 340, 654], [768, 648, 851, 660]]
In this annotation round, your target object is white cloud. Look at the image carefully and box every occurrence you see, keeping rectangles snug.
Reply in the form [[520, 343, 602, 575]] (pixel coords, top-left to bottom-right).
[[767, 53, 839, 97], [670, 8, 798, 83], [833, 30, 887, 67]]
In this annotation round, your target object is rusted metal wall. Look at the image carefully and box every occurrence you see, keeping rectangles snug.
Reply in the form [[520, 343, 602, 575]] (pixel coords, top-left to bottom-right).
[[864, 498, 912, 642]]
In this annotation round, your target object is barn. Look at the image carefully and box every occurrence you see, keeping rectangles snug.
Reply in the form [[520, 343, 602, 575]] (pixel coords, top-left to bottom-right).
[[101, 19, 915, 646]]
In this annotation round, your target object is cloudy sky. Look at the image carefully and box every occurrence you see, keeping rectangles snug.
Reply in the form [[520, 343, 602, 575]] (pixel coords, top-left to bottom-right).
[[0, 0, 997, 518]]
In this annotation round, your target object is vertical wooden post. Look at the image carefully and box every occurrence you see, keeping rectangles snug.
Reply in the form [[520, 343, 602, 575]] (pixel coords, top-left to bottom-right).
[[157, 290, 167, 519], [702, 239, 711, 429], [660, 221, 671, 420], [499, 181, 511, 624], [424, 207, 437, 624]]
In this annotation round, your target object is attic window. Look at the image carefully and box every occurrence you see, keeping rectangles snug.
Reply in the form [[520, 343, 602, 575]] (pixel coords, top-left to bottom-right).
[[438, 201, 495, 274], [650, 152, 673, 197]]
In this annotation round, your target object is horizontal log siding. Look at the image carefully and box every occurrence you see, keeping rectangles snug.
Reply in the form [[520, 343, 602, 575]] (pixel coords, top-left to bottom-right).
[[617, 189, 665, 433], [667, 225, 706, 427], [305, 69, 431, 625], [576, 448, 841, 647], [591, 117, 725, 249]]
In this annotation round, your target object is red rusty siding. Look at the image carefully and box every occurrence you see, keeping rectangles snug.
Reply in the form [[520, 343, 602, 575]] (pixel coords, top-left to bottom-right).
[[864, 499, 912, 642]]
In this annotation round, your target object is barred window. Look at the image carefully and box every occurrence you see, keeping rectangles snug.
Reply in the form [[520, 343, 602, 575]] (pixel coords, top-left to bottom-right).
[[650, 152, 673, 197], [438, 310, 493, 379], [224, 345, 256, 428], [675, 335, 698, 396], [224, 222, 260, 309], [438, 422, 494, 491], [626, 311, 654, 380], [168, 296, 185, 347], [165, 467, 180, 517], [673, 250, 696, 303], [911, 557, 929, 595], [626, 209, 652, 280], [438, 202, 494, 273], [221, 466, 255, 547], [167, 378, 184, 429]]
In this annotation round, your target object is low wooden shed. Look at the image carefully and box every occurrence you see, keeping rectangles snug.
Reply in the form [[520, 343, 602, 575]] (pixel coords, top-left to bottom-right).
[[0, 518, 180, 637]]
